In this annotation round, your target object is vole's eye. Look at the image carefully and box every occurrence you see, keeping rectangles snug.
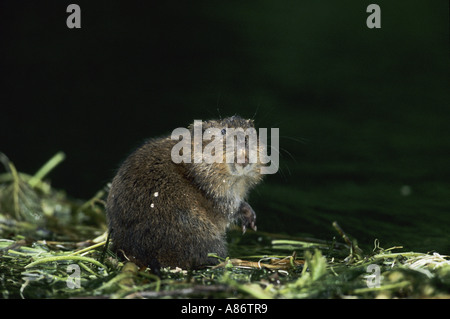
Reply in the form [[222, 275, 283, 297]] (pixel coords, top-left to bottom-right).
[[221, 128, 227, 135]]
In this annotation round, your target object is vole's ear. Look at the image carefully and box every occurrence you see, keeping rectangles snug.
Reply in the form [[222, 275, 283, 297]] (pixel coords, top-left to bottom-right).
[[188, 119, 216, 132], [188, 120, 204, 131]]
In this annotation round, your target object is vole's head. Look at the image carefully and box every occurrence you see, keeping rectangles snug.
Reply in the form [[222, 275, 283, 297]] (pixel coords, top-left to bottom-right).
[[186, 115, 265, 199]]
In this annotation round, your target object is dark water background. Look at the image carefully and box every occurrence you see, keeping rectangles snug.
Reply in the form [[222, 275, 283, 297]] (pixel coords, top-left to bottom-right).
[[1, 1, 449, 253]]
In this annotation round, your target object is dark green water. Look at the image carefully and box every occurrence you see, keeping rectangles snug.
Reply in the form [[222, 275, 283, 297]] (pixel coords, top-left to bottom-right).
[[250, 101, 450, 254]]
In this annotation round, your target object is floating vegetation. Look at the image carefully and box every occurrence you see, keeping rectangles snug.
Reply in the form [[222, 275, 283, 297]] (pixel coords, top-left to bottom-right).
[[0, 152, 106, 241], [1, 153, 450, 299]]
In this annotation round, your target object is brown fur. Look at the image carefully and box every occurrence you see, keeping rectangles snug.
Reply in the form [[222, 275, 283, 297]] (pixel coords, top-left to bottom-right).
[[106, 116, 263, 269]]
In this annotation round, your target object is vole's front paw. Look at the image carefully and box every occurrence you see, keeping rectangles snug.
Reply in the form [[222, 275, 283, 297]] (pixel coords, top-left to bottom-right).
[[238, 201, 257, 234]]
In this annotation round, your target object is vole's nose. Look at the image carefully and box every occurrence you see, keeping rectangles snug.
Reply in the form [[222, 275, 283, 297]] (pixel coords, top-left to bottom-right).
[[236, 147, 249, 167]]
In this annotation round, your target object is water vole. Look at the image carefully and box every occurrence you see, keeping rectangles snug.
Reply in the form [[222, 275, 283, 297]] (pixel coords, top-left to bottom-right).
[[106, 116, 264, 270]]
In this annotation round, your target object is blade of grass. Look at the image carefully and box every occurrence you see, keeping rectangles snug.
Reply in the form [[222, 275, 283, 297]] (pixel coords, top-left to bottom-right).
[[25, 255, 107, 270], [28, 152, 66, 188]]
